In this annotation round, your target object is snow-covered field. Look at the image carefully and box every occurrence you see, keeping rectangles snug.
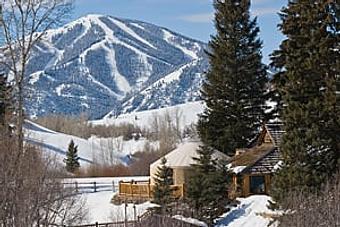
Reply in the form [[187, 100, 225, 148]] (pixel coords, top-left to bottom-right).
[[24, 120, 158, 166], [24, 101, 205, 166], [92, 101, 205, 131]]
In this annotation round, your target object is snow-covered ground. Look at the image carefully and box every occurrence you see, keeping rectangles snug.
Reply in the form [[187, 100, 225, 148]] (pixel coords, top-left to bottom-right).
[[71, 177, 276, 226], [65, 177, 154, 224], [24, 120, 158, 166], [216, 195, 277, 227], [92, 101, 204, 131]]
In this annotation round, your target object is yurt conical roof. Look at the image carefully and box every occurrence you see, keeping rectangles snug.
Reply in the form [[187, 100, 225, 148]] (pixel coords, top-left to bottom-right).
[[150, 141, 229, 169]]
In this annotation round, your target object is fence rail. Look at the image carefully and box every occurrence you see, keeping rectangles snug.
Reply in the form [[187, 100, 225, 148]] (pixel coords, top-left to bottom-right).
[[63, 181, 117, 193], [63, 220, 135, 227]]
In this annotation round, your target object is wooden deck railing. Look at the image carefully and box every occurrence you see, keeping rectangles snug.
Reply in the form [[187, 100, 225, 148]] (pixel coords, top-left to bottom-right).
[[118, 180, 184, 199]]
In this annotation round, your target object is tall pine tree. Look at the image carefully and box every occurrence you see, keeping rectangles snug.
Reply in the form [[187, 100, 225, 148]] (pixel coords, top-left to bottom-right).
[[152, 157, 174, 214], [270, 0, 340, 206], [64, 140, 80, 173], [197, 0, 268, 156], [187, 145, 231, 226]]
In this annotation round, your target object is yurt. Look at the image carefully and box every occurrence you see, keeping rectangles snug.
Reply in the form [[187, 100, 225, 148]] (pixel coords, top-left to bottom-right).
[[150, 141, 230, 185]]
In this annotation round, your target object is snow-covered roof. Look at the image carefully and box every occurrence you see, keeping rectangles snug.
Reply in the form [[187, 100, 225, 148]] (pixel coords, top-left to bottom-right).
[[150, 141, 229, 169]]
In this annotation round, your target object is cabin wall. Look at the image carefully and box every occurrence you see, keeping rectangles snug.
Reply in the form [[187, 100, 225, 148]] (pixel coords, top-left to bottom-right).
[[265, 175, 271, 194], [173, 168, 194, 185], [242, 175, 250, 197], [150, 166, 193, 186]]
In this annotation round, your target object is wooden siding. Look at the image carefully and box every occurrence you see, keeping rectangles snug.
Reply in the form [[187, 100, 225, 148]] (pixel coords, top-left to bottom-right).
[[118, 180, 184, 199], [243, 175, 250, 197]]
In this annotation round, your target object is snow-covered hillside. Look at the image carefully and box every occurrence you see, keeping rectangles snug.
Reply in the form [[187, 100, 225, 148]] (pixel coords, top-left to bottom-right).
[[24, 120, 158, 166], [23, 14, 208, 119], [92, 101, 205, 131]]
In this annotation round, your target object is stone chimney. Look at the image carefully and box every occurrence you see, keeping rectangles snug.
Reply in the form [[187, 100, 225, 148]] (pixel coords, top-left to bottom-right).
[[235, 148, 247, 156]]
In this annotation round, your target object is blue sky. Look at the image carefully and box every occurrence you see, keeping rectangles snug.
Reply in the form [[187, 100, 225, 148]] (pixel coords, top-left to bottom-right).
[[73, 0, 287, 63]]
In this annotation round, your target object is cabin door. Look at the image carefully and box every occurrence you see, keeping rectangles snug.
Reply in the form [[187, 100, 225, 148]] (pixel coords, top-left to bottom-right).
[[249, 176, 265, 194]]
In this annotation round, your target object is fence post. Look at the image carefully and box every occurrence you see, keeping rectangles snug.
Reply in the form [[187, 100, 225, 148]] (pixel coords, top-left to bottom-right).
[[124, 200, 128, 227], [133, 203, 136, 223], [148, 179, 151, 198], [112, 180, 115, 192], [130, 180, 133, 197], [94, 182, 97, 192], [75, 181, 78, 193], [95, 222, 98, 227]]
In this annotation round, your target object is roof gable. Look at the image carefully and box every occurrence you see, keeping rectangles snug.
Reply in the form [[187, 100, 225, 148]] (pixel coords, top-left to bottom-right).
[[264, 123, 284, 147]]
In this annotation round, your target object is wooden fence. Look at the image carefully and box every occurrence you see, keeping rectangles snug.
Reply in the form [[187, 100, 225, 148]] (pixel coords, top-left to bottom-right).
[[118, 180, 184, 199], [64, 215, 200, 227], [63, 220, 135, 227], [63, 181, 117, 193]]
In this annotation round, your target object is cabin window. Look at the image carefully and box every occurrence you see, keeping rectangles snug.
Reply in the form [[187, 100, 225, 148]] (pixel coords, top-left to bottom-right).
[[250, 176, 265, 194]]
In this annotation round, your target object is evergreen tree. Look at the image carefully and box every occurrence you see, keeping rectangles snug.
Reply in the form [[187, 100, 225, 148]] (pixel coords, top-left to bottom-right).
[[0, 73, 13, 133], [187, 145, 231, 226], [0, 74, 7, 127], [197, 0, 268, 156], [64, 140, 80, 173], [152, 157, 174, 214], [270, 0, 340, 206]]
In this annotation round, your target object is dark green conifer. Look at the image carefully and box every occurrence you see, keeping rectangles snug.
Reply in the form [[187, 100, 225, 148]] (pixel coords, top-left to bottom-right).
[[64, 140, 80, 173], [152, 157, 174, 214], [270, 0, 340, 206], [187, 145, 231, 226], [0, 73, 13, 133], [0, 74, 7, 127], [197, 0, 268, 156]]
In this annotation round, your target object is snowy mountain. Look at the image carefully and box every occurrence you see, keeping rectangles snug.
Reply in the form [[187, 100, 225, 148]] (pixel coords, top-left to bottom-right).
[[24, 14, 208, 119]]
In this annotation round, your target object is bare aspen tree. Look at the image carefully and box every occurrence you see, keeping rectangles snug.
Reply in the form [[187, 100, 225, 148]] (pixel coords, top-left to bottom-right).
[[173, 107, 183, 142], [0, 0, 73, 152], [0, 135, 87, 226]]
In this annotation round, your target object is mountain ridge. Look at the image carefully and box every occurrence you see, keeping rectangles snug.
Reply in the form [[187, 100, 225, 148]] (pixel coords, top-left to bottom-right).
[[24, 14, 208, 119]]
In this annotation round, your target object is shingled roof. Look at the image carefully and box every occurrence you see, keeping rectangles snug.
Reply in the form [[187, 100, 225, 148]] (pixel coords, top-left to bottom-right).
[[229, 123, 284, 175], [230, 144, 275, 168]]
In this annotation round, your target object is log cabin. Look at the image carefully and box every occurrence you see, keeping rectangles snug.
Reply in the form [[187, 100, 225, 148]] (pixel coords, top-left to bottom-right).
[[228, 123, 284, 198]]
